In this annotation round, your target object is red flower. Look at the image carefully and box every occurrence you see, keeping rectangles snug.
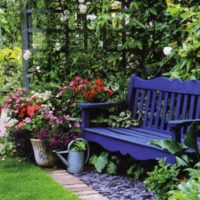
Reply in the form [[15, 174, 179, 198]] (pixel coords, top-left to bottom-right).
[[95, 79, 105, 87], [106, 88, 113, 96], [17, 122, 23, 129], [83, 90, 96, 101], [178, 178, 184, 183], [18, 106, 27, 119], [27, 104, 40, 118]]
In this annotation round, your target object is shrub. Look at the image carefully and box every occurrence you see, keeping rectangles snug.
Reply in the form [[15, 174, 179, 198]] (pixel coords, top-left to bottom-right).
[[169, 163, 200, 200], [0, 47, 22, 92], [144, 159, 179, 200], [7, 128, 34, 160]]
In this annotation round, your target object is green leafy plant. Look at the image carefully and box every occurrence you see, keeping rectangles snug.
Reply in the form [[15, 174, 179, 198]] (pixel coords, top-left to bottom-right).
[[127, 164, 144, 180], [144, 159, 179, 200], [150, 122, 200, 166], [169, 163, 200, 200], [89, 152, 120, 175], [164, 4, 200, 80], [0, 137, 15, 158], [70, 140, 87, 151], [0, 47, 22, 93], [108, 110, 141, 128]]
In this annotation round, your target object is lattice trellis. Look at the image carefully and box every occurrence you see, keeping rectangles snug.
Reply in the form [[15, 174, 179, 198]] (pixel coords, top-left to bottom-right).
[[20, 0, 135, 88]]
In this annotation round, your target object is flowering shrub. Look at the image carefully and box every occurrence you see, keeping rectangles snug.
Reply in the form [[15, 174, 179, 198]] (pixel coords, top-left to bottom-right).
[[83, 78, 113, 102], [55, 76, 113, 118], [4, 88, 41, 128], [25, 110, 80, 150]]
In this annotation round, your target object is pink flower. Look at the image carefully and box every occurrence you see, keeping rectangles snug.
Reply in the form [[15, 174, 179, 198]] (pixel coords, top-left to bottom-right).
[[64, 115, 71, 121], [24, 117, 31, 123], [74, 122, 80, 128], [69, 80, 75, 87], [72, 102, 77, 107], [75, 76, 81, 81]]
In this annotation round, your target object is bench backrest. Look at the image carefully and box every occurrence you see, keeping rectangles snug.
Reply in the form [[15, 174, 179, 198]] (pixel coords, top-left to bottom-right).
[[127, 75, 200, 132]]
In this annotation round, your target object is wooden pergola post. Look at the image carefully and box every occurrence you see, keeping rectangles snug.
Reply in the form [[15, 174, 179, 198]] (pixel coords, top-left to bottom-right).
[[20, 0, 32, 89]]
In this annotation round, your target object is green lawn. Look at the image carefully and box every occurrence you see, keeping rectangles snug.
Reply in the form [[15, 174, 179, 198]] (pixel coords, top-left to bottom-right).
[[0, 157, 80, 200]]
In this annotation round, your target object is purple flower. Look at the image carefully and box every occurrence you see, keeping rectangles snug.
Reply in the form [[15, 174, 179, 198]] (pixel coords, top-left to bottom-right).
[[38, 130, 48, 139], [49, 139, 57, 146]]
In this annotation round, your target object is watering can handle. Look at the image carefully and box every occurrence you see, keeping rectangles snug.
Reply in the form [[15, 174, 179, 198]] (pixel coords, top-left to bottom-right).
[[67, 138, 90, 164]]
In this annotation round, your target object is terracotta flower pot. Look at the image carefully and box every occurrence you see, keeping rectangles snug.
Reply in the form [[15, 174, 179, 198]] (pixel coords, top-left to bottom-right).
[[30, 138, 57, 167]]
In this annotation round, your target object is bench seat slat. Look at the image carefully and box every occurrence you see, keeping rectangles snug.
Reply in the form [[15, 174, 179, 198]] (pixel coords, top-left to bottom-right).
[[84, 127, 171, 149], [108, 128, 171, 141]]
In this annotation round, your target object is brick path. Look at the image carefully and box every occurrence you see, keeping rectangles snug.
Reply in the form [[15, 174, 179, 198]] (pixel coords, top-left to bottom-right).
[[46, 169, 108, 200]]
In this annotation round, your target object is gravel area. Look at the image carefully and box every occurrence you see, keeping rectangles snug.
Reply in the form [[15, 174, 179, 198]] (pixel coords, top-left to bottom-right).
[[76, 171, 156, 200]]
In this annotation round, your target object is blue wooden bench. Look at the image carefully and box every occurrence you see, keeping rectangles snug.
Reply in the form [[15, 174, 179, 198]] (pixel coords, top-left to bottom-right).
[[80, 75, 200, 163]]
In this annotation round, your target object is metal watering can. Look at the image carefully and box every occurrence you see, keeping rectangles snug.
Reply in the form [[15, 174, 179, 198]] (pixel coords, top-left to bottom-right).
[[54, 138, 90, 174]]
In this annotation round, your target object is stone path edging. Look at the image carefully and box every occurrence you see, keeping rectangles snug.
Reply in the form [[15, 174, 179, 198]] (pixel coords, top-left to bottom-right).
[[46, 169, 109, 200]]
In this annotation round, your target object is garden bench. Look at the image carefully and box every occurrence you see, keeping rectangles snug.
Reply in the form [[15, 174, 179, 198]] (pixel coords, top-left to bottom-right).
[[80, 75, 200, 163]]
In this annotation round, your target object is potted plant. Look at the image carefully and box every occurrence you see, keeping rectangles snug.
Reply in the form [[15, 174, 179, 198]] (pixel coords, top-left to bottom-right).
[[4, 88, 57, 167], [55, 138, 89, 174]]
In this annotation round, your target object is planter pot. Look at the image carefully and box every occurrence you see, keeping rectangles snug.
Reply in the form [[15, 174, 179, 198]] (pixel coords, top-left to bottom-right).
[[30, 138, 57, 167]]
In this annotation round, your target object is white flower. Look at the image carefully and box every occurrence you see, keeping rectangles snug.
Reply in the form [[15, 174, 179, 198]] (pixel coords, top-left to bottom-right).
[[99, 41, 103, 47], [112, 1, 121, 9], [87, 14, 97, 20], [61, 10, 69, 22], [60, 15, 68, 22], [63, 10, 69, 16], [79, 4, 87, 14], [183, 42, 187, 50], [78, 0, 85, 3], [163, 46, 172, 56], [125, 16, 130, 25], [54, 42, 61, 51], [36, 66, 40, 71], [149, 21, 154, 27], [32, 43, 38, 48], [23, 50, 31, 60]]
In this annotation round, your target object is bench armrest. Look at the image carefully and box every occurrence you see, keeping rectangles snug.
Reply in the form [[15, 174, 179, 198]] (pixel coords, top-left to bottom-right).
[[168, 119, 200, 128], [79, 102, 123, 109], [80, 102, 124, 134], [168, 119, 200, 142]]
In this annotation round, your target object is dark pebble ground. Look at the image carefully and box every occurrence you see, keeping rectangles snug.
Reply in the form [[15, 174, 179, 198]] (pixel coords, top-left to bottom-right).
[[76, 171, 157, 200]]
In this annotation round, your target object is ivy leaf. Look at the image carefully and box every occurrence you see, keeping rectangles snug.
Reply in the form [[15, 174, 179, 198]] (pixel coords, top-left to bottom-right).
[[95, 154, 108, 173], [89, 155, 97, 165], [107, 161, 117, 175]]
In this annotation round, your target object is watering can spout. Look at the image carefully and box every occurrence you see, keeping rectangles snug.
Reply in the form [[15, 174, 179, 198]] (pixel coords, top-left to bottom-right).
[[53, 150, 69, 167]]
